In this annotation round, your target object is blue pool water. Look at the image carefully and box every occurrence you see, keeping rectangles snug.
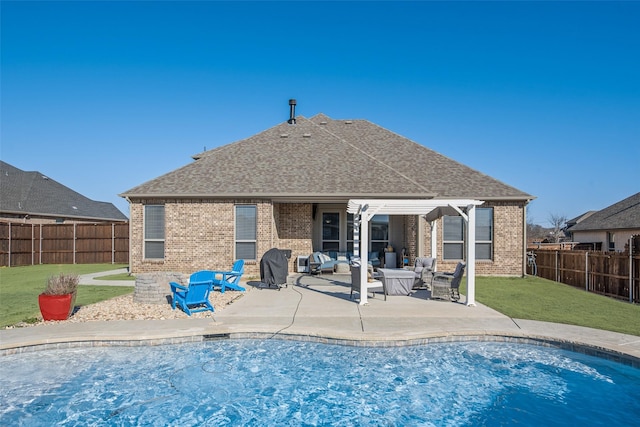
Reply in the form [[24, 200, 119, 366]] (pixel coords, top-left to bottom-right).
[[1, 339, 639, 426]]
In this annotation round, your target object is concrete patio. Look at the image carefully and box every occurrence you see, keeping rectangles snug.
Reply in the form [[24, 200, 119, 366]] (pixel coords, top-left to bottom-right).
[[2, 273, 639, 366]]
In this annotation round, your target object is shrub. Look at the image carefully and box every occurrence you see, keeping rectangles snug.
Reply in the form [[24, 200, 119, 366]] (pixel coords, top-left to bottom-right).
[[43, 273, 79, 295]]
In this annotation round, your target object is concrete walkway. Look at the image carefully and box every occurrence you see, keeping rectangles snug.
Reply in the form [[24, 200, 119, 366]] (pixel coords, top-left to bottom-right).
[[2, 273, 640, 365], [78, 268, 134, 286]]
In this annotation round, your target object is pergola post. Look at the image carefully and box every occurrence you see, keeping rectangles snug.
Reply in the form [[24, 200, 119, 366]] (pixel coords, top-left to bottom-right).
[[465, 204, 476, 306], [359, 210, 370, 305], [430, 220, 437, 258]]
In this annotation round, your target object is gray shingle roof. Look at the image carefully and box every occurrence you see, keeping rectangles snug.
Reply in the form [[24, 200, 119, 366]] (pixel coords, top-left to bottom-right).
[[567, 192, 640, 232], [0, 161, 128, 221], [121, 114, 533, 202]]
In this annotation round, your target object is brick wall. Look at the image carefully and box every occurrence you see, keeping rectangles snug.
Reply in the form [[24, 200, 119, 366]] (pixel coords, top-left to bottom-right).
[[274, 203, 313, 273], [129, 199, 525, 277], [416, 201, 525, 276], [129, 199, 313, 277]]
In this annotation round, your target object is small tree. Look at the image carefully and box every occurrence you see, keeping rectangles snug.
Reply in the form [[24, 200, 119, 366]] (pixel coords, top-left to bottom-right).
[[547, 213, 568, 243]]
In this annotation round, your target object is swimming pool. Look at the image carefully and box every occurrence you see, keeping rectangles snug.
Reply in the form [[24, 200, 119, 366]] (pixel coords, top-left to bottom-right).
[[1, 339, 639, 426]]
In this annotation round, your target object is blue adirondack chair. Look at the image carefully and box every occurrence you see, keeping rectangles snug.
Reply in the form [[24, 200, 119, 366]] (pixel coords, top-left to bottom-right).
[[211, 260, 246, 293], [170, 270, 215, 315]]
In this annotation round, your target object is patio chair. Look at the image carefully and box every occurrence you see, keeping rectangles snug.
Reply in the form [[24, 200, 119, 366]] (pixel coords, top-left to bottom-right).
[[211, 260, 246, 293], [413, 257, 436, 290], [431, 262, 465, 301], [309, 252, 346, 274], [350, 264, 386, 302], [170, 270, 215, 315]]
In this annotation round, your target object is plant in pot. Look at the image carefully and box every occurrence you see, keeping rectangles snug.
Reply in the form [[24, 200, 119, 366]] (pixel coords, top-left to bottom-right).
[[38, 273, 79, 321]]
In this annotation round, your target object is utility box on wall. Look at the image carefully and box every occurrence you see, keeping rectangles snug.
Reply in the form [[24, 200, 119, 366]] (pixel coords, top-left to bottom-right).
[[297, 255, 309, 273]]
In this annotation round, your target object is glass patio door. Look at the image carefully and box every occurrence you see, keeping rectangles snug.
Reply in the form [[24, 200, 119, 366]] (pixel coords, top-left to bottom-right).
[[321, 212, 340, 252]]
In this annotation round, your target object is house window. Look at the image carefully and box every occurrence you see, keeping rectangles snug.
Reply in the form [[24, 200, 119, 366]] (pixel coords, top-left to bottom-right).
[[322, 212, 340, 252], [443, 216, 464, 260], [144, 205, 165, 259], [607, 232, 615, 252], [476, 208, 493, 260], [443, 208, 494, 260], [236, 205, 257, 260], [370, 215, 389, 254]]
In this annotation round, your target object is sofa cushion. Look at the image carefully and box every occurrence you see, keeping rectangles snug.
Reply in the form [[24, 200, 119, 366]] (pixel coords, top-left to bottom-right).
[[319, 253, 332, 264]]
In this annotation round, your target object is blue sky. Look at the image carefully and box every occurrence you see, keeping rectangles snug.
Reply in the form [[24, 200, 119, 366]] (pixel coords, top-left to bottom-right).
[[2, 1, 638, 225]]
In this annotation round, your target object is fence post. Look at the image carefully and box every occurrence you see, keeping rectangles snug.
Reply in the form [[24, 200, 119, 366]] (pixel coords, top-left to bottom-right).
[[39, 224, 42, 264], [555, 250, 559, 282], [8, 223, 11, 267], [585, 251, 589, 292], [630, 237, 634, 304], [31, 224, 35, 266], [73, 223, 77, 264], [112, 223, 115, 265]]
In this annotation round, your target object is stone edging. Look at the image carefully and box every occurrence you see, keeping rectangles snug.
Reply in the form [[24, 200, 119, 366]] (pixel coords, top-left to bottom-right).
[[3, 331, 639, 369]]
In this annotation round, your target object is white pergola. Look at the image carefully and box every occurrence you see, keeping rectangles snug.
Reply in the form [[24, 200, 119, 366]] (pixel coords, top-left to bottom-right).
[[347, 199, 484, 306]]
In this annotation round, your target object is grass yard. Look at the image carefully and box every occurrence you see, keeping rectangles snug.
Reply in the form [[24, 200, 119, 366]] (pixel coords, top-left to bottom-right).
[[464, 276, 640, 337], [0, 264, 133, 328]]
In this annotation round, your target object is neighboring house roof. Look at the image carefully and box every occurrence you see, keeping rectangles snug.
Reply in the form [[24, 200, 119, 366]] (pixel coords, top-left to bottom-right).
[[0, 161, 128, 222], [120, 113, 533, 202], [566, 210, 597, 228], [568, 192, 640, 232]]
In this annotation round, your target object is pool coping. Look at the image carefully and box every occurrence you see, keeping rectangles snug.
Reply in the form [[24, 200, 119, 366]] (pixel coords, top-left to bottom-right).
[[3, 328, 639, 369]]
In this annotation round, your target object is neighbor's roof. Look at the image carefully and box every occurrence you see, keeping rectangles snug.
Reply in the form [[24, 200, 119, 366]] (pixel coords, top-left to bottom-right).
[[566, 210, 597, 227], [120, 113, 533, 203], [0, 161, 128, 221], [567, 192, 640, 232]]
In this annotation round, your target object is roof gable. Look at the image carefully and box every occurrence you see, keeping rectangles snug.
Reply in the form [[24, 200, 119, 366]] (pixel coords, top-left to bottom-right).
[[0, 161, 128, 221], [568, 192, 640, 232], [121, 114, 532, 202]]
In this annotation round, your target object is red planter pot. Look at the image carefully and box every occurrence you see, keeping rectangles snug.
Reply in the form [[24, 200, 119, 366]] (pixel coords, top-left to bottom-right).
[[38, 293, 76, 321]]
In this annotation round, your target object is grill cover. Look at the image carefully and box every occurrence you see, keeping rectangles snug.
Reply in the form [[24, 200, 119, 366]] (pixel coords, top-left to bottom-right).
[[260, 248, 289, 288]]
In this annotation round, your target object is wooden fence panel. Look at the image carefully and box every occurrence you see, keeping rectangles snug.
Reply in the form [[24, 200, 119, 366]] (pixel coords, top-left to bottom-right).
[[559, 251, 584, 288], [531, 249, 639, 303], [41, 224, 74, 264], [0, 224, 37, 266], [113, 223, 129, 263], [0, 223, 8, 266], [0, 222, 129, 267], [76, 224, 113, 264]]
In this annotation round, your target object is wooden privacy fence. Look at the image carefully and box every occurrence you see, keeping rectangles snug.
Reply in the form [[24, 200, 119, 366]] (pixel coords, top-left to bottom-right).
[[0, 222, 129, 267], [530, 248, 639, 304]]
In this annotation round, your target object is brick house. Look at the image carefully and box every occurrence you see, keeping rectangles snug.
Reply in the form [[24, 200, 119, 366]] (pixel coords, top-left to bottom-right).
[[120, 110, 533, 278]]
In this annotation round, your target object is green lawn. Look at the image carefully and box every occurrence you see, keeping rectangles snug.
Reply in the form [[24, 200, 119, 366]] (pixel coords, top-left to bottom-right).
[[464, 276, 640, 337], [0, 264, 133, 328]]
